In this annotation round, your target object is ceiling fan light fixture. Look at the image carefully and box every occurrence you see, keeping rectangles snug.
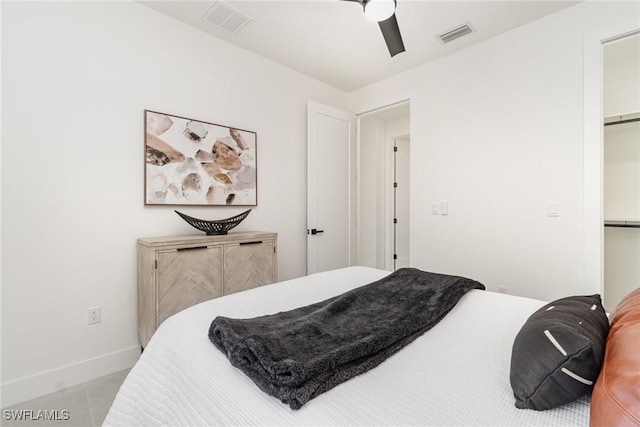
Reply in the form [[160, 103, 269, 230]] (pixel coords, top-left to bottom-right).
[[363, 0, 396, 22]]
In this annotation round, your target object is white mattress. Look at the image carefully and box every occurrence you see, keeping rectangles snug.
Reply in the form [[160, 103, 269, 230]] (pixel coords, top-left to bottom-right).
[[104, 267, 590, 426]]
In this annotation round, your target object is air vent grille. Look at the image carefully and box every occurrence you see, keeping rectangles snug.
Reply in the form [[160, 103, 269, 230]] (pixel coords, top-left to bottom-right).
[[437, 23, 474, 44], [203, 1, 253, 33]]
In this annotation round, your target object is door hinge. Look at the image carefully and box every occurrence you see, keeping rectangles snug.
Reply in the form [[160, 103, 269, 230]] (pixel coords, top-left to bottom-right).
[[394, 218, 398, 224], [393, 146, 398, 152], [154, 259, 158, 269], [393, 254, 398, 260], [393, 182, 398, 188]]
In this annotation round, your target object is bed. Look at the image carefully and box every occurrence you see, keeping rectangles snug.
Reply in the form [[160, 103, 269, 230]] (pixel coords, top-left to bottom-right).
[[104, 266, 607, 426]]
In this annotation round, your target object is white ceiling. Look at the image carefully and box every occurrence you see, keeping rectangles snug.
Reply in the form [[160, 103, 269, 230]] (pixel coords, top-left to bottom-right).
[[139, 0, 580, 92]]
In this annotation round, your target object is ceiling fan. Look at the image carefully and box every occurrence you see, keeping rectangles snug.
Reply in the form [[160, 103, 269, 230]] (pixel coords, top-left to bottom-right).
[[343, 0, 405, 57]]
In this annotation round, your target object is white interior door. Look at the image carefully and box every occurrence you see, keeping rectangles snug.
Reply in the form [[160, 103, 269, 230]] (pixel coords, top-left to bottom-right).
[[307, 101, 356, 274], [394, 137, 411, 269]]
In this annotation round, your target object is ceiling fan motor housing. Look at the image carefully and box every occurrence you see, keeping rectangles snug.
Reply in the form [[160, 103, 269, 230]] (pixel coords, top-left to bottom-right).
[[363, 0, 397, 22]]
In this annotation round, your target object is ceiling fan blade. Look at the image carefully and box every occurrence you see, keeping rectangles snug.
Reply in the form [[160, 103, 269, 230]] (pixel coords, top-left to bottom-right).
[[378, 13, 405, 57]]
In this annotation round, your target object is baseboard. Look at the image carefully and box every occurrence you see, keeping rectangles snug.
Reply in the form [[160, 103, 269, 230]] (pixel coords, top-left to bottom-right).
[[1, 346, 140, 408]]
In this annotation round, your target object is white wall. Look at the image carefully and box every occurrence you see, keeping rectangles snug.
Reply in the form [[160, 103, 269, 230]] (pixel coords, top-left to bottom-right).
[[1, 1, 346, 406], [358, 116, 385, 267], [603, 35, 640, 117], [348, 1, 640, 301], [604, 125, 640, 220]]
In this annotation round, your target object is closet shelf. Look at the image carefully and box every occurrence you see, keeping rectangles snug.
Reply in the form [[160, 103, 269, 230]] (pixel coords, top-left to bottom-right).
[[604, 112, 640, 127], [604, 219, 640, 228]]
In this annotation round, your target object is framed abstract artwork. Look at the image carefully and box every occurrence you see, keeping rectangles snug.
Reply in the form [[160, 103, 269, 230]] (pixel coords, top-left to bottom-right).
[[144, 110, 257, 206]]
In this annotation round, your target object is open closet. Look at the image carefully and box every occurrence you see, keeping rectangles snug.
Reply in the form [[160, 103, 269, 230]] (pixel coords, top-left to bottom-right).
[[603, 34, 640, 312]]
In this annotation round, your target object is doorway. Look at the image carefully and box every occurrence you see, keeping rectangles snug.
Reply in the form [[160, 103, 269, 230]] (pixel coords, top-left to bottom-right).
[[583, 25, 639, 298], [602, 34, 640, 312], [357, 101, 410, 270]]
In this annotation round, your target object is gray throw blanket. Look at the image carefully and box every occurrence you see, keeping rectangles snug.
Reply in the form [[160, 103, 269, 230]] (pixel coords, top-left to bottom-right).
[[209, 268, 485, 409]]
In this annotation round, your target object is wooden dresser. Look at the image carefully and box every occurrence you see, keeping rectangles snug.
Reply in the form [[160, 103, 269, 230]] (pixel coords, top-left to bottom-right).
[[137, 231, 277, 347]]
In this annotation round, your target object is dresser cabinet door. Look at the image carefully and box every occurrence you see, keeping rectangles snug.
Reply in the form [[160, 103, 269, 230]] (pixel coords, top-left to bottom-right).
[[223, 240, 275, 295], [156, 246, 223, 325]]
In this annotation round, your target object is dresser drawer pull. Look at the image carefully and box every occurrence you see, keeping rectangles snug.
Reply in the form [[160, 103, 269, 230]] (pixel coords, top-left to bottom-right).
[[176, 246, 207, 251], [240, 241, 263, 246]]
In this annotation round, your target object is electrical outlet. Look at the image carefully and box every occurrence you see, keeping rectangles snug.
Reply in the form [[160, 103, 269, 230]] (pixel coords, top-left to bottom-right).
[[88, 306, 101, 325], [498, 286, 508, 294]]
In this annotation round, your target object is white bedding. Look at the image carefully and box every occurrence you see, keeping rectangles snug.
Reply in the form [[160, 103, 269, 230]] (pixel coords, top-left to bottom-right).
[[104, 267, 590, 426]]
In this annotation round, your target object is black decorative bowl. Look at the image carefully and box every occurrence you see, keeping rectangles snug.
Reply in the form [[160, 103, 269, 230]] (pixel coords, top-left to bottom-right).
[[175, 209, 251, 235]]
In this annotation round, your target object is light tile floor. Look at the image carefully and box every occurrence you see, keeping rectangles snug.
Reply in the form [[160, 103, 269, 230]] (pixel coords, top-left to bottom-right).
[[2, 369, 129, 427]]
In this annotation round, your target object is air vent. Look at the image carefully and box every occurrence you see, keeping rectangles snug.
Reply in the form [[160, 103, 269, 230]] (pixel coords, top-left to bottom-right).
[[437, 23, 474, 44], [202, 1, 253, 33]]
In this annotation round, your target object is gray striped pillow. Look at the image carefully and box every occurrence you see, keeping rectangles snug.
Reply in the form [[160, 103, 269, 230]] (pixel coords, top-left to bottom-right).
[[509, 295, 610, 410]]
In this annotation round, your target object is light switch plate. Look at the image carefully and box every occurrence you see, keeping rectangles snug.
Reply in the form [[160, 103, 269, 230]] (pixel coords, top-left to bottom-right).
[[432, 203, 440, 215], [440, 200, 448, 215], [547, 202, 560, 217]]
